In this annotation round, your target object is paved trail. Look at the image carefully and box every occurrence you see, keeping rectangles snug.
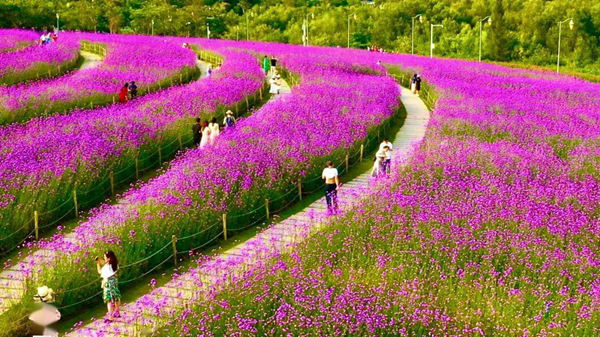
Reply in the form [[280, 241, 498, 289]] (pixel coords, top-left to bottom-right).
[[66, 85, 429, 336], [79, 51, 102, 70]]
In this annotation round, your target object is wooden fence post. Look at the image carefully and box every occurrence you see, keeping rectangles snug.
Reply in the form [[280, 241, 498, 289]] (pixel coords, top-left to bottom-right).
[[109, 171, 115, 196], [73, 190, 78, 217], [172, 235, 178, 265], [135, 158, 139, 180], [34, 211, 39, 240], [345, 153, 349, 172], [222, 214, 228, 240], [360, 144, 364, 162], [265, 199, 270, 220], [298, 178, 303, 201]]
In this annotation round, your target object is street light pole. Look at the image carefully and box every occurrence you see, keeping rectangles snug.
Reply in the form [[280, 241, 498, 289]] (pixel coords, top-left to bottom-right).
[[56, 13, 60, 31], [411, 14, 423, 55], [557, 18, 574, 73], [478, 16, 491, 62], [347, 13, 356, 48], [151, 19, 154, 36], [430, 24, 443, 58]]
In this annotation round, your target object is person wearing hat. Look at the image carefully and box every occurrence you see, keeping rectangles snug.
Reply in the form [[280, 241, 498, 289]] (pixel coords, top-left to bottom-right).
[[29, 286, 61, 336], [223, 110, 236, 129]]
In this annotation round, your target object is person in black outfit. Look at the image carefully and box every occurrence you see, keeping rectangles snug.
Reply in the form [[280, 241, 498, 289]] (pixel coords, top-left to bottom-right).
[[129, 81, 138, 99], [192, 117, 202, 145], [415, 75, 422, 96]]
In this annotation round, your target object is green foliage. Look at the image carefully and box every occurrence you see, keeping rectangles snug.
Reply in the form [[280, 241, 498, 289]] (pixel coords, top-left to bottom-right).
[[2, 0, 599, 73]]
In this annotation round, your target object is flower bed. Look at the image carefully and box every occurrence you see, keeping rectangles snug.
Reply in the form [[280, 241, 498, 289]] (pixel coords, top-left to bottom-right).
[[0, 35, 81, 86], [0, 29, 38, 52], [0, 48, 265, 254], [0, 33, 199, 124], [1, 42, 399, 333], [155, 52, 600, 336]]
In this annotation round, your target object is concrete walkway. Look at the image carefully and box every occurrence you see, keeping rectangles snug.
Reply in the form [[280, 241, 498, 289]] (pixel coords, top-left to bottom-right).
[[79, 50, 102, 70], [65, 85, 430, 337]]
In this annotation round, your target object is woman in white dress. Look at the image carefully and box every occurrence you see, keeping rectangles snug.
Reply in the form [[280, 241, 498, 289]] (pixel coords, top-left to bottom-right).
[[208, 117, 220, 145], [200, 121, 210, 148]]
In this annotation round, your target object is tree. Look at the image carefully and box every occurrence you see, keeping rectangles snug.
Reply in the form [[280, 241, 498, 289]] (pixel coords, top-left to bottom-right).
[[486, 0, 511, 61]]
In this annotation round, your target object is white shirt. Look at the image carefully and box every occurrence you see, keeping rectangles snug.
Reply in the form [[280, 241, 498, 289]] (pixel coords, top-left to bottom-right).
[[322, 167, 338, 180], [100, 263, 117, 280]]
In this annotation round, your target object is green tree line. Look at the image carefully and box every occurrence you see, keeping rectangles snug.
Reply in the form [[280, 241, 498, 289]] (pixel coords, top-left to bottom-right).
[[1, 0, 599, 73]]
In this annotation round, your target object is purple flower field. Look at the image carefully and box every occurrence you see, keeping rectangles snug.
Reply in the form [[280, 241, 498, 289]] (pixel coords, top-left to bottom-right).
[[149, 48, 600, 336], [0, 34, 80, 86], [0, 46, 263, 253], [0, 29, 37, 51], [0, 39, 399, 330], [0, 31, 198, 124], [0, 31, 598, 337]]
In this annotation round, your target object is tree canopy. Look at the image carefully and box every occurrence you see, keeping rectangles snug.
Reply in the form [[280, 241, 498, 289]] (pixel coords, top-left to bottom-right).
[[2, 0, 599, 73]]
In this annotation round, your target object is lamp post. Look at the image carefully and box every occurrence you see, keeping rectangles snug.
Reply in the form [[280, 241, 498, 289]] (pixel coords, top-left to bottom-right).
[[347, 13, 356, 48], [186, 21, 191, 37], [151, 19, 154, 36], [411, 14, 423, 55], [478, 16, 491, 62], [556, 18, 574, 73], [430, 24, 443, 58], [241, 8, 250, 40], [56, 13, 60, 32]]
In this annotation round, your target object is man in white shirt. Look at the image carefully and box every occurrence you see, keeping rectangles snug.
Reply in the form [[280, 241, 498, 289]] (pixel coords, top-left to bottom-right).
[[322, 161, 340, 214], [379, 138, 393, 175]]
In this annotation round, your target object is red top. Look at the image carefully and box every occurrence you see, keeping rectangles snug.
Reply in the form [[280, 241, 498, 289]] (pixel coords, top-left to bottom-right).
[[119, 87, 128, 103]]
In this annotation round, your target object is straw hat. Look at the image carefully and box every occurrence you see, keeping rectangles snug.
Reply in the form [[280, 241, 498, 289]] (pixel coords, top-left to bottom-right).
[[226, 110, 233, 115], [35, 286, 55, 303]]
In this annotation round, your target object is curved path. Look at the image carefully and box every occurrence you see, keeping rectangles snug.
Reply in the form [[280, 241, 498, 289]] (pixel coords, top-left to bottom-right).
[[79, 50, 102, 70], [66, 84, 429, 337]]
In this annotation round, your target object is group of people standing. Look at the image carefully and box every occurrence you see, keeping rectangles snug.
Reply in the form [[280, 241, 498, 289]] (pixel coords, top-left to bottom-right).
[[118, 81, 138, 103], [192, 110, 236, 149], [39, 29, 58, 45]]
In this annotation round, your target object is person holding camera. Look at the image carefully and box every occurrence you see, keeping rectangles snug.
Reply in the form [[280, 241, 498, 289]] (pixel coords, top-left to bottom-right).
[[96, 250, 121, 322]]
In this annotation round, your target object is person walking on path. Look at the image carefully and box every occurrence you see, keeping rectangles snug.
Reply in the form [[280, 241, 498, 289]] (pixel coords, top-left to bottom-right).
[[96, 250, 121, 322], [223, 110, 236, 129], [118, 83, 129, 103], [379, 138, 393, 174], [192, 117, 202, 146], [208, 117, 220, 145], [128, 81, 138, 99], [200, 120, 210, 149], [322, 161, 341, 214], [411, 73, 418, 94], [262, 55, 271, 75], [415, 75, 422, 96]]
